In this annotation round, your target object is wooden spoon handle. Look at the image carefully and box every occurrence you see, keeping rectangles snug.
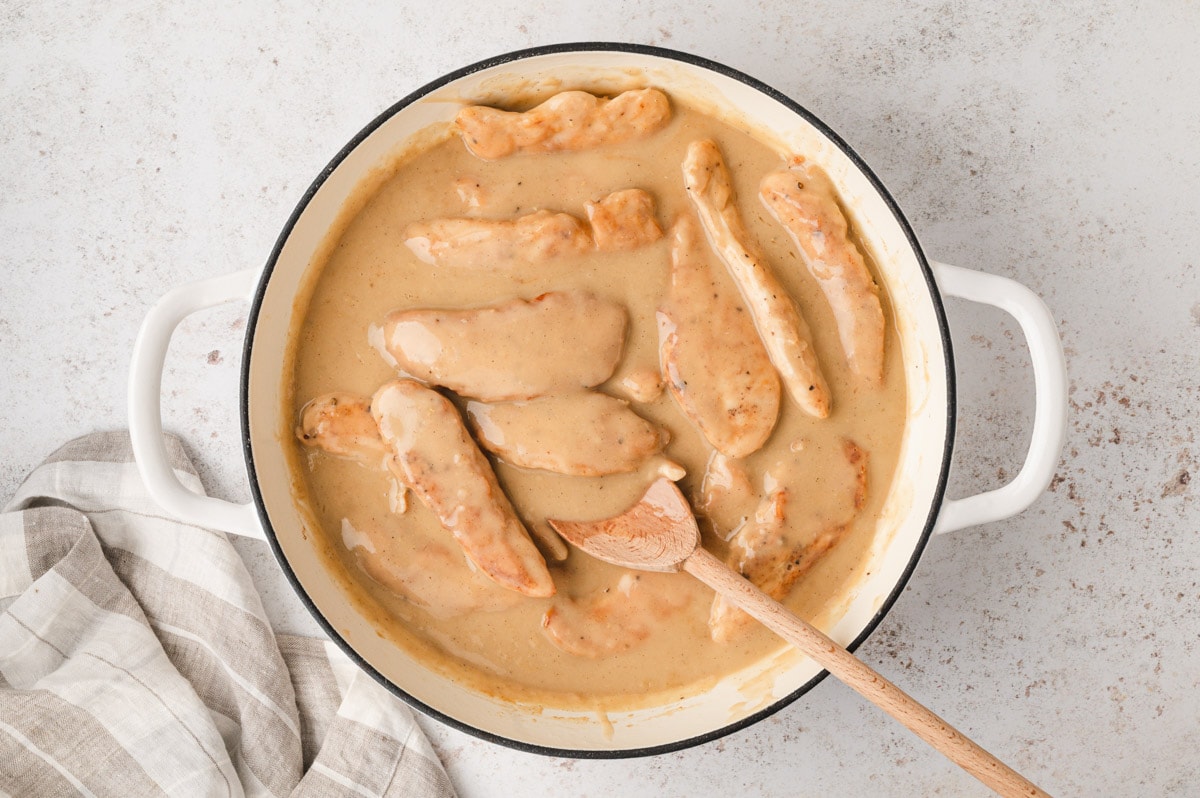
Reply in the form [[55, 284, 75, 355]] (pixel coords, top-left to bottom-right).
[[683, 547, 1050, 798]]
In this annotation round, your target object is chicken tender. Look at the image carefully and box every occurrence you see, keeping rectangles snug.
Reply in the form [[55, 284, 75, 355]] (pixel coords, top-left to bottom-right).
[[584, 188, 663, 252], [296, 393, 386, 463], [374, 291, 627, 402], [467, 392, 665, 476], [612, 366, 664, 403], [371, 379, 555, 597], [708, 440, 867, 642], [760, 168, 886, 385], [682, 139, 831, 418], [699, 451, 756, 538], [659, 214, 780, 458], [296, 392, 410, 513], [541, 572, 696, 658], [404, 209, 592, 271], [455, 88, 671, 160], [343, 519, 525, 618]]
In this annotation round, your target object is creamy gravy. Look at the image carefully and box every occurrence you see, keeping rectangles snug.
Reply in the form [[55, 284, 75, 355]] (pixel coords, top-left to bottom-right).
[[286, 92, 906, 707]]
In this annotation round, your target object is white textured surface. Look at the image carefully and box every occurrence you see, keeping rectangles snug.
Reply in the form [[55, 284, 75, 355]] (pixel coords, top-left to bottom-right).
[[2, 2, 1197, 796]]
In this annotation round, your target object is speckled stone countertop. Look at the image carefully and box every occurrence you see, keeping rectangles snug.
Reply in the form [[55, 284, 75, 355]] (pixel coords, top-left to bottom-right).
[[2, 3, 1197, 795]]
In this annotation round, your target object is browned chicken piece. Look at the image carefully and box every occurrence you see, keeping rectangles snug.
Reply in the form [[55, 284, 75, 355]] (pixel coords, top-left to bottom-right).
[[371, 379, 555, 597], [659, 214, 781, 458], [699, 450, 756, 537], [455, 88, 672, 160], [613, 366, 664, 403], [404, 210, 593, 271], [541, 572, 696, 658], [296, 392, 387, 462], [296, 392, 410, 513], [375, 291, 627, 402], [466, 392, 666, 476], [343, 519, 525, 618], [584, 188, 664, 252], [708, 440, 868, 642], [682, 140, 831, 419], [760, 168, 886, 385]]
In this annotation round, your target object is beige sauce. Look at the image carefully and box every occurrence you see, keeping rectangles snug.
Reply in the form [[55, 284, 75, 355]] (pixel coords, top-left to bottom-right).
[[286, 93, 906, 708]]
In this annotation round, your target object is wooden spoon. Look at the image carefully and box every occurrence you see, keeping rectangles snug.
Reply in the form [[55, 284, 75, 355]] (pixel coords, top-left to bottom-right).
[[549, 478, 1050, 798]]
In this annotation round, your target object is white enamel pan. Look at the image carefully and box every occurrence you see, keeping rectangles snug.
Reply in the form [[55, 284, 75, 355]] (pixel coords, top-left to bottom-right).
[[128, 43, 1067, 756]]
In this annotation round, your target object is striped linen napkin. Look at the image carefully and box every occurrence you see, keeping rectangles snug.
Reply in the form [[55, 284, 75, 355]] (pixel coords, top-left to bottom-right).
[[0, 432, 456, 797]]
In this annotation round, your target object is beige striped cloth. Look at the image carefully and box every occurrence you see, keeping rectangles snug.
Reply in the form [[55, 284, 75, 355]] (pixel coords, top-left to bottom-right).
[[0, 432, 456, 797]]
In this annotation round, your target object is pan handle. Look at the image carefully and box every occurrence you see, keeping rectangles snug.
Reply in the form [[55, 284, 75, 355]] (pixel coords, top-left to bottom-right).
[[128, 269, 264, 538], [931, 261, 1068, 534]]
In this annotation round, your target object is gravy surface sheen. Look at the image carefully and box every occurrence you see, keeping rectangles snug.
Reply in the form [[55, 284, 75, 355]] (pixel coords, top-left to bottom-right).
[[287, 90, 906, 709]]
